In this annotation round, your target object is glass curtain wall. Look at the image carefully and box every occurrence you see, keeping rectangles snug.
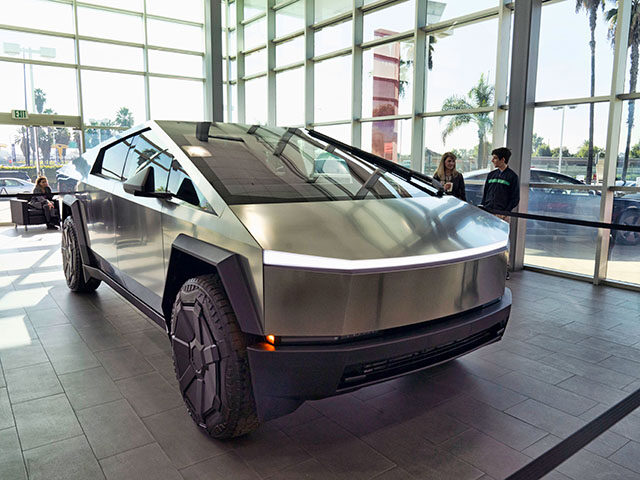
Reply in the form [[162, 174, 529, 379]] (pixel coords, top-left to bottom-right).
[[527, 0, 640, 287], [221, 0, 508, 173], [0, 0, 206, 165]]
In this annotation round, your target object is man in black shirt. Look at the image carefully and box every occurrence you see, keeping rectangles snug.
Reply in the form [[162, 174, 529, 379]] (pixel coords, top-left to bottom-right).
[[481, 147, 520, 219]]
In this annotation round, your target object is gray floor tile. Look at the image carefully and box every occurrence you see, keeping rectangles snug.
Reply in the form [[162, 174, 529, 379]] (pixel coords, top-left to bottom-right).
[[76, 399, 154, 459], [35, 324, 84, 348], [76, 324, 131, 352], [58, 366, 123, 411], [0, 343, 49, 371], [505, 399, 586, 439], [441, 428, 530, 479], [578, 337, 640, 364], [370, 466, 416, 480], [106, 312, 156, 335], [556, 375, 629, 406], [266, 403, 324, 431], [5, 362, 63, 404], [232, 426, 312, 478], [522, 434, 563, 458], [0, 428, 27, 480], [180, 451, 260, 480], [26, 307, 69, 328], [557, 449, 640, 480], [95, 346, 154, 381], [351, 380, 399, 402], [541, 353, 636, 389], [23, 435, 104, 480], [13, 393, 83, 450], [142, 406, 230, 469], [598, 355, 640, 380], [0, 387, 14, 430], [362, 422, 483, 480], [115, 372, 182, 418], [123, 328, 171, 357], [435, 395, 547, 451], [43, 342, 101, 375], [611, 412, 640, 442], [401, 409, 470, 445], [527, 335, 611, 363], [144, 352, 178, 386], [482, 349, 573, 385], [99, 443, 181, 480], [584, 430, 629, 458], [488, 338, 554, 361], [287, 418, 396, 480], [609, 440, 640, 473], [492, 371, 597, 416]]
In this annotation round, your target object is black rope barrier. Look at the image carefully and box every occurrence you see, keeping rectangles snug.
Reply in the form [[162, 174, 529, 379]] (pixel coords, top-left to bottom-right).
[[482, 207, 640, 233], [0, 191, 82, 199], [506, 387, 640, 480]]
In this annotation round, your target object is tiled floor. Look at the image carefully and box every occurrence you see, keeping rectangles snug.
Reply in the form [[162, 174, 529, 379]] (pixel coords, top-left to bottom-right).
[[0, 225, 639, 480]]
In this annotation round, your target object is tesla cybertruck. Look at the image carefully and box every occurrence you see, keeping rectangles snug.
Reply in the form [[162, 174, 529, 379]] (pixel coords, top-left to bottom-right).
[[59, 121, 511, 438]]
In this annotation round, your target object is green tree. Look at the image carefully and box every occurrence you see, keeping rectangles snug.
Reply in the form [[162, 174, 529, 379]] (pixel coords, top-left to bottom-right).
[[606, 1, 640, 181], [575, 139, 604, 157], [536, 143, 552, 157], [114, 107, 134, 128], [630, 140, 640, 157], [576, 0, 606, 183], [551, 146, 571, 157], [34, 88, 46, 114], [531, 133, 545, 154], [440, 73, 494, 168]]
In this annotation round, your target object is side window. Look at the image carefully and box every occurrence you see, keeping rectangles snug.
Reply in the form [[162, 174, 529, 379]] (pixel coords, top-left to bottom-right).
[[167, 160, 213, 212], [99, 137, 136, 180], [122, 130, 173, 192]]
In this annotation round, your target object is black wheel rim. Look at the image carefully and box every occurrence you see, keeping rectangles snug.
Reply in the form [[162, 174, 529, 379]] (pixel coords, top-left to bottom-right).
[[61, 227, 74, 282], [172, 299, 221, 425]]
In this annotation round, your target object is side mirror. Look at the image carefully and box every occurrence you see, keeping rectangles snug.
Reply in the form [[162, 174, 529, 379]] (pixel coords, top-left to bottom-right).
[[123, 167, 173, 198]]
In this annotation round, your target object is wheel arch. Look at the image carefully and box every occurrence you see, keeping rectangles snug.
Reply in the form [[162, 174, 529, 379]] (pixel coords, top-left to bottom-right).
[[162, 234, 264, 336], [61, 194, 93, 269]]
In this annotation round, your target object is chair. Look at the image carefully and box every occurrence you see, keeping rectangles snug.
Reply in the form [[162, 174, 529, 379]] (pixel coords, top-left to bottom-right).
[[10, 198, 49, 231]]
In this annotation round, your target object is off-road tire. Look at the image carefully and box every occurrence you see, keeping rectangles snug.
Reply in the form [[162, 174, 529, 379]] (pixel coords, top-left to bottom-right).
[[61, 216, 102, 292], [616, 208, 640, 246], [170, 274, 259, 439]]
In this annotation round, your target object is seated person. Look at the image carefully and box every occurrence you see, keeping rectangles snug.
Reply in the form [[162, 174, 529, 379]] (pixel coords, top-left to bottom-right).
[[30, 176, 59, 230]]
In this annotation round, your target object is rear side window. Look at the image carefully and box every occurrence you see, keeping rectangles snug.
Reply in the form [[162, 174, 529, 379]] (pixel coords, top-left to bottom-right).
[[99, 137, 136, 180], [167, 160, 213, 212], [122, 130, 173, 192]]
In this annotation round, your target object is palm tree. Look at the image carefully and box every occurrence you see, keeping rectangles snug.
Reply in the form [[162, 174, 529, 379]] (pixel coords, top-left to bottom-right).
[[440, 73, 494, 168], [34, 88, 46, 114], [576, 0, 606, 184], [606, 1, 640, 181], [114, 107, 134, 128]]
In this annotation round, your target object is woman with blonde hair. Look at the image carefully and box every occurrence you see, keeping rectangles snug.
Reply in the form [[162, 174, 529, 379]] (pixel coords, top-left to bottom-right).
[[29, 176, 59, 229], [433, 152, 466, 201]]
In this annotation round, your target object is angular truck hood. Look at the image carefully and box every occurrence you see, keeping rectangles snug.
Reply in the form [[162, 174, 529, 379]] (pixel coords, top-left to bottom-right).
[[230, 196, 509, 273]]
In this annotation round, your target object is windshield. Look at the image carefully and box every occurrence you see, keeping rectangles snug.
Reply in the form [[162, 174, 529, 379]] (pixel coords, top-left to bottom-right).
[[185, 124, 431, 205]]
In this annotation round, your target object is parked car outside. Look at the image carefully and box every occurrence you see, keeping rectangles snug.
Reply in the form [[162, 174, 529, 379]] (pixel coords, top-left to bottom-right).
[[0, 177, 36, 195], [0, 170, 31, 182], [464, 168, 640, 245]]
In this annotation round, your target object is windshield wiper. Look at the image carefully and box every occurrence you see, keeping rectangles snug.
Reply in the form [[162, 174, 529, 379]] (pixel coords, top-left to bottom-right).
[[306, 128, 444, 197]]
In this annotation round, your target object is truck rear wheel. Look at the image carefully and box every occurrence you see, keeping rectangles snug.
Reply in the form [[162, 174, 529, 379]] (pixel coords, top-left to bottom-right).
[[61, 216, 101, 292], [170, 274, 259, 439]]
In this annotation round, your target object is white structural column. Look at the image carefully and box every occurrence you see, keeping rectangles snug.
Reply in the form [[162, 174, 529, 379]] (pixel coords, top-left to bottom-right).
[[409, 0, 427, 172], [266, 0, 276, 126], [236, 0, 246, 123], [505, 0, 541, 271], [304, 0, 314, 128], [351, 0, 363, 148], [205, 0, 224, 121], [143, 1, 152, 121], [594, 0, 631, 283], [492, 0, 512, 148], [72, 0, 86, 152]]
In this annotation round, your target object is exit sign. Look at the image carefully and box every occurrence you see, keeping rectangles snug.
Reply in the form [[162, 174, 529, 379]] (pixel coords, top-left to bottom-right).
[[11, 109, 29, 120]]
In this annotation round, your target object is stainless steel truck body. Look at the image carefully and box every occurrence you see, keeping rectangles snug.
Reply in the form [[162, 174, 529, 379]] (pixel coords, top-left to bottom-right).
[[59, 120, 511, 438]]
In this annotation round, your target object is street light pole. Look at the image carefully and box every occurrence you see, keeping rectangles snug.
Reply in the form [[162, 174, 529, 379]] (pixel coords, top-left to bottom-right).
[[553, 105, 576, 174]]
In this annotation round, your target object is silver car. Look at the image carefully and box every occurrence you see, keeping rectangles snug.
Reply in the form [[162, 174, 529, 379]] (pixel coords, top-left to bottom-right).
[[0, 177, 35, 195], [59, 121, 511, 438]]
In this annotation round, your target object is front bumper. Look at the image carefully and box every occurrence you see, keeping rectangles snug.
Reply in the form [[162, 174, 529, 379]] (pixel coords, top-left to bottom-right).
[[247, 288, 511, 421]]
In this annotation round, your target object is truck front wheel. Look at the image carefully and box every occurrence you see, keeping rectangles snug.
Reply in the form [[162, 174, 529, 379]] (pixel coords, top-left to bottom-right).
[[170, 274, 259, 439]]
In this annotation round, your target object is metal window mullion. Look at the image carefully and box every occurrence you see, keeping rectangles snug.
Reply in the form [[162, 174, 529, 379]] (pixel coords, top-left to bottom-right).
[[304, 0, 314, 128], [410, 0, 426, 172], [423, 7, 500, 35], [267, 0, 276, 125], [204, 0, 223, 121], [236, 0, 246, 123], [72, 0, 86, 153], [226, 2, 234, 120], [0, 23, 75, 38], [594, 0, 631, 284], [143, 0, 151, 121], [492, 0, 512, 148], [351, 0, 363, 148], [421, 106, 494, 117]]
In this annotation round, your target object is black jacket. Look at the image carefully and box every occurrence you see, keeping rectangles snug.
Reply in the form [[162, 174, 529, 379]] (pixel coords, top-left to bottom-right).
[[29, 186, 53, 209], [481, 167, 519, 212], [433, 172, 466, 201]]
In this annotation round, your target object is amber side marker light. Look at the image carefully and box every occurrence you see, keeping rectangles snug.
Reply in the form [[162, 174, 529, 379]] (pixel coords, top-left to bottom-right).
[[266, 335, 276, 345]]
